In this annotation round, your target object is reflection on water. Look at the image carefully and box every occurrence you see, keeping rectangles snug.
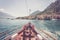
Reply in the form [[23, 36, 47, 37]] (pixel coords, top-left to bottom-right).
[[0, 19, 60, 40]]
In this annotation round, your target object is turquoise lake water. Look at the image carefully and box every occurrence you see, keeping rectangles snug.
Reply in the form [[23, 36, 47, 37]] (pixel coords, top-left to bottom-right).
[[0, 19, 60, 40]]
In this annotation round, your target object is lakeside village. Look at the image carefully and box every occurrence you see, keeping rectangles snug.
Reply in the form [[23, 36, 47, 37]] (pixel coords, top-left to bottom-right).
[[15, 14, 60, 20]]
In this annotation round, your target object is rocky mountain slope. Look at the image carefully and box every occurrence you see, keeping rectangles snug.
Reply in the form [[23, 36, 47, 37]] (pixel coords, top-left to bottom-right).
[[37, 0, 60, 15]]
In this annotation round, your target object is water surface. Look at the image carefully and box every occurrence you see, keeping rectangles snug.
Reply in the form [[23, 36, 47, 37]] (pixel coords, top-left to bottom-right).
[[0, 19, 60, 40]]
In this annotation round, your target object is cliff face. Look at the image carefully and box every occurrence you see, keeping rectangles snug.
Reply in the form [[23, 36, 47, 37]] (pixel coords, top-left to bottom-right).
[[54, 0, 60, 13]]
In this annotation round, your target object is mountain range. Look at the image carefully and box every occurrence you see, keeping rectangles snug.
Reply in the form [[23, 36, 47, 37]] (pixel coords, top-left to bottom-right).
[[30, 0, 60, 16], [37, 0, 60, 15], [0, 12, 13, 18]]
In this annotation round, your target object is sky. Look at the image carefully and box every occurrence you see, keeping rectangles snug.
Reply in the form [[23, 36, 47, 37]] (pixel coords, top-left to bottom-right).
[[0, 0, 56, 17]]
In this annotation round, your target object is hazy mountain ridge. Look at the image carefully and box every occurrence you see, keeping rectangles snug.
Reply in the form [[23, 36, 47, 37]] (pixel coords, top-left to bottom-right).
[[30, 10, 41, 16], [0, 12, 13, 18]]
